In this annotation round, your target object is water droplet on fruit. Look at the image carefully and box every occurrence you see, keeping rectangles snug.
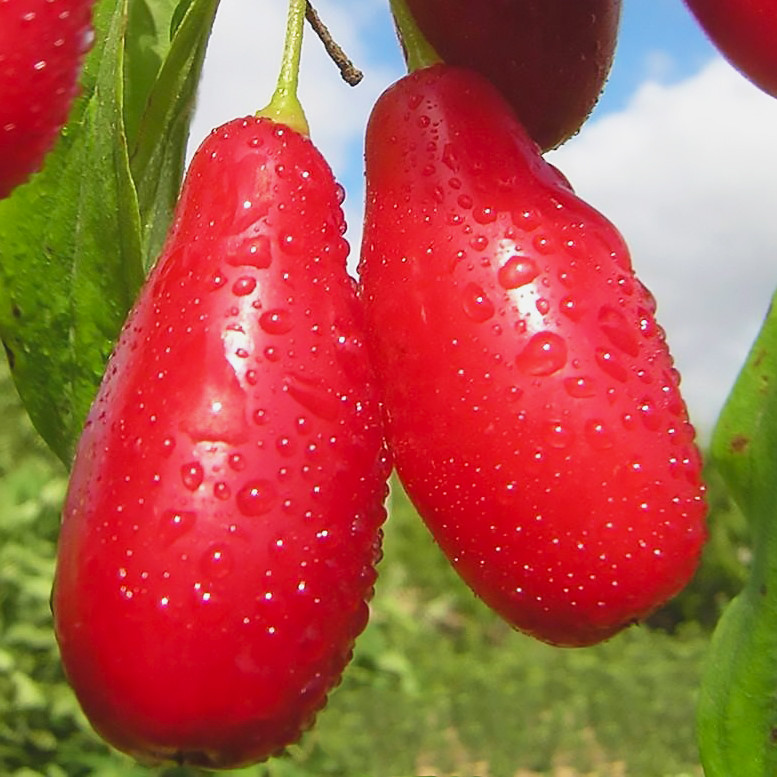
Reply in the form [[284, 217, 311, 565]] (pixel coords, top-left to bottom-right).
[[280, 232, 302, 253], [560, 295, 582, 320], [181, 462, 203, 490], [236, 479, 277, 516], [636, 368, 652, 384], [214, 481, 231, 500], [159, 510, 196, 547], [228, 453, 245, 471], [638, 307, 657, 338], [276, 436, 296, 456], [617, 275, 634, 296], [557, 267, 579, 288], [516, 332, 567, 376], [640, 283, 658, 314], [473, 206, 497, 224], [584, 419, 614, 450], [470, 235, 489, 252], [161, 437, 176, 457], [595, 348, 628, 383], [599, 306, 639, 356], [564, 376, 596, 398], [200, 545, 233, 580], [209, 272, 227, 291], [232, 276, 256, 296], [533, 234, 554, 254], [442, 143, 458, 171], [462, 283, 495, 322], [514, 209, 540, 232], [638, 398, 661, 430], [229, 235, 272, 268], [498, 256, 538, 289], [259, 309, 293, 334], [545, 421, 572, 449], [536, 298, 550, 315]]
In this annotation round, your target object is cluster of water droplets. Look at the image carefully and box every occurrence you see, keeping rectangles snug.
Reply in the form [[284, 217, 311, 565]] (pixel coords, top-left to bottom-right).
[[83, 118, 394, 645], [327, 78, 710, 655]]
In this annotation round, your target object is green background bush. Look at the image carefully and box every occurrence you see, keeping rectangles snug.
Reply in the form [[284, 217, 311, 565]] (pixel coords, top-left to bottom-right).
[[0, 358, 747, 776]]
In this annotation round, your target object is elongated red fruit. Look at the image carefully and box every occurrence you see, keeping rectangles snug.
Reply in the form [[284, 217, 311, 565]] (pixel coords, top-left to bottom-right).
[[53, 116, 390, 768], [358, 65, 707, 647], [0, 0, 94, 198], [401, 0, 621, 151]]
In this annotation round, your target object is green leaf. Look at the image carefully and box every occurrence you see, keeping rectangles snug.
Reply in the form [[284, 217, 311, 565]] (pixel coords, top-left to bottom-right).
[[124, 0, 182, 146], [0, 0, 220, 465], [0, 0, 143, 466], [130, 0, 221, 269], [697, 293, 777, 776]]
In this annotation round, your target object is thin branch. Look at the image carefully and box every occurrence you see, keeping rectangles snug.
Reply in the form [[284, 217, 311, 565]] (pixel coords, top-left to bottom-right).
[[305, 1, 364, 86]]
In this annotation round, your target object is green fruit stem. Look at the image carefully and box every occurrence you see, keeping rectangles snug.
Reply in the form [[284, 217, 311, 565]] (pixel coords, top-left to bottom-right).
[[257, 0, 309, 136], [389, 0, 442, 72]]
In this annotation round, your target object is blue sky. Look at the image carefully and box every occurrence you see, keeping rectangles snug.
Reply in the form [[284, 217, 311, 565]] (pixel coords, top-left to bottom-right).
[[188, 0, 777, 438], [599, 0, 718, 111]]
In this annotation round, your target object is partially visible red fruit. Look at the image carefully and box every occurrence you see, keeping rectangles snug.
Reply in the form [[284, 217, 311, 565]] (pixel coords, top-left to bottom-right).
[[0, 0, 94, 198], [683, 0, 777, 98], [53, 116, 390, 768], [401, 0, 621, 150]]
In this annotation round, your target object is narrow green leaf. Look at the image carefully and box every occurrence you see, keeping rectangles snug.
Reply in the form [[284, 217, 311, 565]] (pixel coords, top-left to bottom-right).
[[129, 0, 221, 269], [0, 0, 143, 466], [124, 0, 182, 146], [0, 0, 220, 464], [697, 293, 777, 776]]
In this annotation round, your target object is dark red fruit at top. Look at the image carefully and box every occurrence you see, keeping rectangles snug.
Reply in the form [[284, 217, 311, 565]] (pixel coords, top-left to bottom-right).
[[53, 116, 390, 768], [358, 65, 707, 647], [0, 0, 94, 198], [402, 0, 621, 151], [683, 0, 777, 98]]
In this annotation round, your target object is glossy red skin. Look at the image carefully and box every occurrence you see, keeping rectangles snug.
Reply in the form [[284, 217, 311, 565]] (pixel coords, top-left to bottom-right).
[[0, 0, 94, 198], [683, 0, 777, 98], [403, 0, 621, 151], [53, 117, 390, 768], [358, 65, 707, 647]]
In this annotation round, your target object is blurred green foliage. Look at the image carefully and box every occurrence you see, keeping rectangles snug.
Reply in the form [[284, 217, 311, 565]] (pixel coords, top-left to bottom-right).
[[0, 357, 743, 776], [647, 464, 749, 633]]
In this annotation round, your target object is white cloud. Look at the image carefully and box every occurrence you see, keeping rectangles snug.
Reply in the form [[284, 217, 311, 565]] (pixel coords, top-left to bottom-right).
[[643, 49, 679, 82], [548, 58, 777, 438]]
